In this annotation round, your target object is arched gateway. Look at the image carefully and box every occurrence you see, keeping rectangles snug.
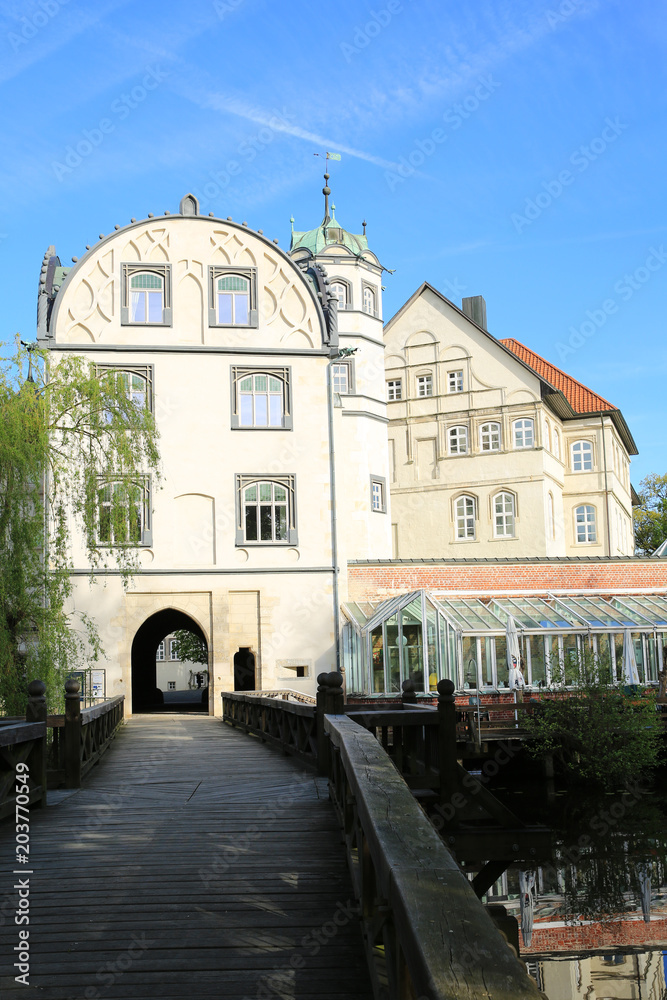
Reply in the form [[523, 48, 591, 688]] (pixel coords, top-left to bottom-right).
[[131, 609, 208, 713]]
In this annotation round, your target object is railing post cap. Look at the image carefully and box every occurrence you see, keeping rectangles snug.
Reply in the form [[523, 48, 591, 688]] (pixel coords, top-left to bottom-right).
[[28, 679, 46, 697], [327, 671, 343, 689], [65, 677, 81, 695], [437, 679, 455, 699], [317, 672, 330, 693], [401, 679, 416, 693]]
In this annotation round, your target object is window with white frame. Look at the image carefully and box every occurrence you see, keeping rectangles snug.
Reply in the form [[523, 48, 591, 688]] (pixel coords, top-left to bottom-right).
[[448, 370, 464, 393], [231, 368, 291, 429], [553, 427, 561, 459], [96, 365, 153, 421], [455, 495, 476, 539], [362, 285, 376, 315], [97, 478, 151, 546], [449, 425, 468, 455], [168, 681, 176, 690], [331, 362, 352, 394], [156, 641, 165, 661], [121, 264, 171, 325], [371, 476, 387, 513], [575, 504, 597, 543], [236, 476, 296, 545], [416, 374, 433, 397], [513, 418, 534, 449], [493, 491, 516, 537], [571, 440, 593, 472], [480, 422, 501, 452], [330, 281, 348, 310], [169, 638, 180, 661], [387, 379, 402, 401], [209, 267, 257, 327]]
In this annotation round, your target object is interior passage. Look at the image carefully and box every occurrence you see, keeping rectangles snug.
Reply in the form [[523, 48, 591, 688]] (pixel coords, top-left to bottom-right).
[[0, 715, 373, 999]]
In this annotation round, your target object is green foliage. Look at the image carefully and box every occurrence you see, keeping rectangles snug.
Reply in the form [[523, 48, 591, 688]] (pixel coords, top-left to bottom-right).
[[0, 343, 160, 714], [633, 472, 667, 554], [524, 649, 662, 788], [171, 629, 208, 665]]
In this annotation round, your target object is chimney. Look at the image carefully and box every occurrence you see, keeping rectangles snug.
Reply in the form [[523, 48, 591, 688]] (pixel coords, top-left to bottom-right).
[[462, 295, 487, 330]]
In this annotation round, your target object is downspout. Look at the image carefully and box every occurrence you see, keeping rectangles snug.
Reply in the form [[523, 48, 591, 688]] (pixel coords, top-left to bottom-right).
[[601, 414, 612, 556]]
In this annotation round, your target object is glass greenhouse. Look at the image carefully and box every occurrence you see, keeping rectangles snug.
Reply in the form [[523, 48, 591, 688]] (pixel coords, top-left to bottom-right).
[[342, 590, 667, 696]]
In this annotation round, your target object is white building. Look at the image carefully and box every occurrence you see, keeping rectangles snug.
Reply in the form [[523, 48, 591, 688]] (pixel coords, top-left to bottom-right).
[[38, 189, 392, 713]]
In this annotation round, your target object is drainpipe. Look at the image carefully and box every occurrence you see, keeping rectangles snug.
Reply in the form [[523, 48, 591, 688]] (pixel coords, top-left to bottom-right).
[[601, 415, 612, 556]]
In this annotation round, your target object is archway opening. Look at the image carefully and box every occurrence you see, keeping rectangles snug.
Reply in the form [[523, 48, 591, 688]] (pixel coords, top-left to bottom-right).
[[234, 647, 256, 691], [131, 609, 208, 713]]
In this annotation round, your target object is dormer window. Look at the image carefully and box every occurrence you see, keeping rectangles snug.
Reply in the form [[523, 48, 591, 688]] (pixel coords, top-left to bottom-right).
[[121, 264, 171, 326], [208, 266, 258, 328]]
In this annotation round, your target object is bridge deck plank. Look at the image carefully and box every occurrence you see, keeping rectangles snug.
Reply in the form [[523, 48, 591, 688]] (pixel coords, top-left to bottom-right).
[[0, 714, 374, 999]]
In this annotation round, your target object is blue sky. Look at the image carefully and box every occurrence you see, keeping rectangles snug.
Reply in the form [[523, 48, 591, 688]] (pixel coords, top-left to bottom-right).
[[1, 0, 665, 482]]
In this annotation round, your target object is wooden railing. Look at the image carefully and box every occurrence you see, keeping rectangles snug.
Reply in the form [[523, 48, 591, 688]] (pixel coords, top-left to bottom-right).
[[0, 681, 50, 820], [221, 690, 318, 766], [48, 679, 124, 788], [324, 713, 545, 1000]]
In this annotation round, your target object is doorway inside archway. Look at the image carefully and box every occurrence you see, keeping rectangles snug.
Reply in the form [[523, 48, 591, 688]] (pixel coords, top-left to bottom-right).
[[234, 647, 256, 691], [131, 609, 208, 713]]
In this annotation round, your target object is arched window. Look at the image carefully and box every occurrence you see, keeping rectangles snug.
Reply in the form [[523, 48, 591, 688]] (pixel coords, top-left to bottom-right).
[[363, 285, 376, 315], [493, 491, 515, 537], [217, 274, 250, 325], [330, 281, 348, 309], [547, 492, 555, 540], [449, 425, 468, 455], [571, 440, 593, 472], [513, 418, 534, 449], [553, 428, 561, 459], [480, 422, 501, 452], [238, 373, 285, 427], [242, 481, 290, 543], [97, 479, 150, 545], [575, 504, 597, 543], [455, 495, 476, 539], [130, 271, 164, 323]]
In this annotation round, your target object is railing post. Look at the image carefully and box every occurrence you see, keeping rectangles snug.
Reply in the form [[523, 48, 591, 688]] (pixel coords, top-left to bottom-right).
[[25, 680, 48, 807], [401, 679, 417, 705], [437, 679, 459, 807], [316, 672, 344, 776], [64, 678, 82, 789]]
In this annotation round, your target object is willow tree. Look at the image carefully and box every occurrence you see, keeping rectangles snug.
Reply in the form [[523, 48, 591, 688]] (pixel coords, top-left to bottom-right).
[[0, 342, 160, 714]]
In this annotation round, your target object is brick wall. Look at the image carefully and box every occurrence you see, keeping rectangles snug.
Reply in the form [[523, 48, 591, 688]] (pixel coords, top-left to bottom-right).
[[347, 558, 667, 601], [524, 916, 667, 954]]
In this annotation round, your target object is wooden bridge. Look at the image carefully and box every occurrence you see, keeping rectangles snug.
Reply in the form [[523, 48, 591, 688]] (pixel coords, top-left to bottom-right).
[[0, 677, 546, 999]]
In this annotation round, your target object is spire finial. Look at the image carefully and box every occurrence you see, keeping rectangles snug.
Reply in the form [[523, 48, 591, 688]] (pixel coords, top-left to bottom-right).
[[290, 215, 295, 233], [362, 219, 367, 235], [322, 172, 331, 220]]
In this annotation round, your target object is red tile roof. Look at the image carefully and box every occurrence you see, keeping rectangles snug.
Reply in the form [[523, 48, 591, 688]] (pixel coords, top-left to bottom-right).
[[500, 338, 617, 414]]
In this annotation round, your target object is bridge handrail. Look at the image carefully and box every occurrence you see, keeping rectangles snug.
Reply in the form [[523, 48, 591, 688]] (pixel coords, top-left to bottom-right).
[[0, 684, 49, 820], [48, 682, 124, 788], [221, 691, 317, 765], [323, 712, 543, 1000], [231, 688, 316, 705]]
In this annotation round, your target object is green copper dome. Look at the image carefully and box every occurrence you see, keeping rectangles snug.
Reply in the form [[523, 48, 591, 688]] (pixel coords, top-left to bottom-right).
[[290, 206, 369, 257]]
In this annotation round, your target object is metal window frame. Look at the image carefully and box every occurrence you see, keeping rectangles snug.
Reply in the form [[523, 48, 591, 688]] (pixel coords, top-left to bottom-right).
[[94, 363, 155, 414], [230, 366, 293, 430], [234, 473, 297, 546], [121, 264, 172, 326], [208, 265, 258, 328]]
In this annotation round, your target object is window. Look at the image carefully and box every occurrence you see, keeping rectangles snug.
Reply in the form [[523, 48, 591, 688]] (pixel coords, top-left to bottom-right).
[[455, 495, 476, 539], [362, 285, 376, 316], [331, 362, 353, 394], [572, 440, 593, 472], [209, 267, 257, 327], [449, 425, 468, 455], [494, 491, 515, 537], [169, 639, 180, 661], [543, 419, 550, 452], [575, 504, 597, 543], [156, 641, 165, 661], [553, 428, 561, 459], [370, 476, 387, 513], [168, 681, 176, 690], [547, 492, 555, 540], [387, 379, 402, 401], [121, 264, 171, 325], [96, 365, 153, 418], [231, 368, 292, 429], [97, 478, 151, 546], [513, 418, 534, 449], [236, 475, 297, 545], [417, 374, 433, 397], [480, 422, 501, 452], [448, 370, 464, 393], [330, 281, 349, 309]]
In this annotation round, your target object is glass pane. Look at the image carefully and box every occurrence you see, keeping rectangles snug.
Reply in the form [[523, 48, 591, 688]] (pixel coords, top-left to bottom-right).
[[496, 636, 508, 688], [235, 294, 249, 325], [371, 627, 384, 693], [462, 636, 477, 688], [218, 275, 248, 291], [254, 394, 268, 426], [147, 291, 162, 323], [259, 483, 272, 502], [245, 506, 257, 541], [240, 394, 253, 426], [98, 503, 111, 542], [634, 634, 645, 683], [386, 615, 400, 693], [218, 293, 232, 324], [274, 485, 286, 501], [239, 377, 252, 392], [647, 636, 659, 683], [131, 273, 162, 289], [426, 604, 437, 693], [254, 375, 268, 391], [401, 608, 423, 688], [275, 504, 287, 541], [269, 377, 281, 392], [245, 484, 257, 502], [129, 500, 142, 543], [529, 636, 546, 687], [130, 291, 145, 322], [562, 635, 579, 684], [269, 394, 283, 426], [595, 634, 613, 683], [480, 637, 494, 687], [260, 506, 272, 540]]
